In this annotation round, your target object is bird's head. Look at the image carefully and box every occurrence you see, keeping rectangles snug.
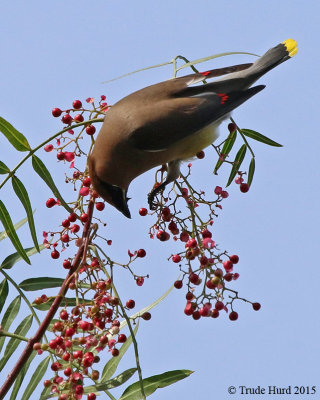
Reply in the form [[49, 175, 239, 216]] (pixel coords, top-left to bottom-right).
[[88, 156, 131, 218]]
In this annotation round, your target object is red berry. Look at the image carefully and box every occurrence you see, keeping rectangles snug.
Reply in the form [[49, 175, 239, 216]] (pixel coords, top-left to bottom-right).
[[64, 367, 72, 377], [86, 125, 96, 135], [63, 259, 71, 269], [180, 231, 189, 242], [73, 350, 83, 359], [51, 362, 62, 371], [184, 302, 194, 316], [65, 327, 76, 337], [87, 394, 96, 400], [46, 198, 56, 208], [83, 177, 91, 187], [136, 277, 144, 286], [240, 183, 250, 193], [186, 292, 194, 301], [214, 186, 223, 195], [73, 100, 82, 109], [196, 150, 205, 159], [211, 309, 219, 318], [141, 312, 151, 320], [51, 250, 60, 259], [68, 213, 77, 222], [96, 202, 105, 211], [137, 249, 146, 258], [112, 348, 119, 357], [80, 187, 90, 197], [224, 272, 233, 281], [235, 176, 244, 184], [172, 254, 181, 263], [156, 230, 170, 241], [215, 301, 224, 311], [229, 311, 238, 321], [201, 229, 212, 239], [139, 207, 148, 216], [61, 234, 70, 243], [74, 114, 84, 122], [118, 334, 127, 343], [192, 311, 201, 320], [221, 190, 229, 199], [174, 280, 183, 289], [71, 224, 80, 233], [60, 310, 68, 320], [61, 114, 72, 125], [189, 273, 200, 285], [44, 144, 54, 152], [80, 213, 89, 222], [230, 254, 239, 264], [223, 260, 233, 272], [126, 299, 135, 309], [228, 122, 237, 133], [57, 152, 65, 160], [252, 302, 261, 311], [43, 380, 52, 387], [52, 108, 62, 117]]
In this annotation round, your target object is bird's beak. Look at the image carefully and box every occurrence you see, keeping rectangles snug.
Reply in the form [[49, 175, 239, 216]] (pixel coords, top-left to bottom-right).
[[109, 185, 131, 218]]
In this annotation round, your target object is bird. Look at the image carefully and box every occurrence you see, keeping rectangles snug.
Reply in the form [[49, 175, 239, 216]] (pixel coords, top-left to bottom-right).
[[88, 39, 297, 218]]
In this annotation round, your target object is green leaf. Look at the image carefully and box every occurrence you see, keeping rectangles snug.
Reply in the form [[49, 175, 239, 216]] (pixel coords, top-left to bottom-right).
[[0, 279, 9, 315], [241, 128, 283, 147], [21, 356, 50, 400], [0, 314, 33, 372], [1, 244, 45, 270], [0, 161, 10, 174], [12, 176, 40, 252], [213, 130, 237, 174], [226, 144, 247, 187], [247, 157, 255, 187], [101, 322, 139, 382], [33, 297, 92, 311], [0, 213, 31, 242], [119, 369, 193, 400], [0, 296, 21, 353], [0, 117, 31, 151], [0, 200, 30, 264], [19, 277, 64, 291], [120, 283, 174, 331], [32, 155, 73, 214], [85, 368, 137, 393], [10, 348, 37, 400]]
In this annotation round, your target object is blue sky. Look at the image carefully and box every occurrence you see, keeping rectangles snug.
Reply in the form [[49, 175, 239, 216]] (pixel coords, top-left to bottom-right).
[[1, 1, 319, 399]]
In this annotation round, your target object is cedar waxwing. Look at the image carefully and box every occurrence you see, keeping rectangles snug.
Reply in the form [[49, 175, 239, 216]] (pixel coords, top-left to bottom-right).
[[88, 39, 297, 218]]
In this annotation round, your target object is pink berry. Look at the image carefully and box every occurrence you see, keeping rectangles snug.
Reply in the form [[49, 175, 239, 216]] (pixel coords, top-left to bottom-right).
[[235, 176, 244, 184], [52, 108, 62, 117], [44, 144, 54, 152], [80, 187, 90, 196]]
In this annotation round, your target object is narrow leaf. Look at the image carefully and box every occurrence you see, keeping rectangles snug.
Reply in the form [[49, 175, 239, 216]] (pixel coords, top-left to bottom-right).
[[226, 144, 247, 187], [120, 283, 174, 331], [0, 314, 33, 372], [0, 117, 31, 151], [33, 297, 92, 311], [32, 155, 73, 214], [0, 161, 10, 174], [247, 157, 255, 187], [119, 370, 193, 400], [10, 349, 37, 400], [85, 368, 137, 393], [21, 356, 50, 400], [0, 296, 21, 353], [0, 213, 31, 242], [101, 322, 139, 382], [12, 176, 40, 251], [241, 128, 283, 147], [213, 130, 237, 174], [0, 279, 9, 315], [1, 244, 45, 270], [0, 200, 30, 264], [19, 277, 64, 291]]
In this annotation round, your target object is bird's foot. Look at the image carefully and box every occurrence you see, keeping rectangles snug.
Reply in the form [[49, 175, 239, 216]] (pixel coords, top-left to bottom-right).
[[148, 182, 166, 210]]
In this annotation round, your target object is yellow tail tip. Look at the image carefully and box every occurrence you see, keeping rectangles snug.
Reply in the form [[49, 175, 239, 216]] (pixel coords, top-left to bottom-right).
[[282, 39, 298, 57]]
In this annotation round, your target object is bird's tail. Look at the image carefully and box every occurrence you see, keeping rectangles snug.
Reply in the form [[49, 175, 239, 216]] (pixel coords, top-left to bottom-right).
[[210, 39, 298, 92]]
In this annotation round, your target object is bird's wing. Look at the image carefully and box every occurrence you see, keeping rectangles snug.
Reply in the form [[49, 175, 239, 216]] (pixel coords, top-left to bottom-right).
[[128, 64, 264, 151]]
